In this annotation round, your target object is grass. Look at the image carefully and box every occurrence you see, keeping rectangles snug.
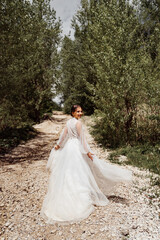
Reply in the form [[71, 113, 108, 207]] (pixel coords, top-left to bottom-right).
[[109, 144, 160, 177]]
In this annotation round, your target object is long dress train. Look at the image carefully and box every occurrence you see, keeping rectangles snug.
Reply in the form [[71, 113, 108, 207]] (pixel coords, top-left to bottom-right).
[[41, 117, 132, 224]]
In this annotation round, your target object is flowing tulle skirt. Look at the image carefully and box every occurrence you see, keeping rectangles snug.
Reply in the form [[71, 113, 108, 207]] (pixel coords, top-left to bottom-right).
[[41, 138, 132, 225]]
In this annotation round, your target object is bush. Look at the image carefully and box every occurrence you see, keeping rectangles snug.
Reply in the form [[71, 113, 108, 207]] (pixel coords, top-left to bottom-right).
[[0, 126, 37, 154], [109, 144, 160, 175], [92, 104, 160, 148]]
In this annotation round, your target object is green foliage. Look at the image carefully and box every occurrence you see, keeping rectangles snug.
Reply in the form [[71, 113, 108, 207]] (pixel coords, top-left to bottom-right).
[[87, 0, 159, 146], [0, 126, 37, 154], [59, 0, 160, 147], [0, 0, 61, 132], [60, 35, 96, 115], [59, 2, 97, 115], [92, 104, 160, 147], [109, 144, 160, 175]]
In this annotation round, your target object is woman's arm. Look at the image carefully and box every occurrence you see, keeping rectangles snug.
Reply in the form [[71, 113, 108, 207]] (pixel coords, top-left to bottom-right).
[[76, 121, 93, 161], [55, 126, 68, 150]]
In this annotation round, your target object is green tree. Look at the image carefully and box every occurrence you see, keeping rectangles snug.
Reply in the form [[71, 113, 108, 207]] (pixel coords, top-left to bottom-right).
[[0, 0, 61, 132], [60, 0, 98, 115], [60, 35, 95, 115], [60, 0, 160, 146], [87, 0, 159, 146]]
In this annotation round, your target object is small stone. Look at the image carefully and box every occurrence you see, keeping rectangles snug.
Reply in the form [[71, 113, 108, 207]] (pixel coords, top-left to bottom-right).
[[70, 228, 76, 233], [50, 229, 57, 234], [132, 225, 138, 229], [5, 222, 10, 227], [90, 229, 95, 235], [100, 226, 108, 232], [121, 229, 129, 236], [12, 235, 19, 240]]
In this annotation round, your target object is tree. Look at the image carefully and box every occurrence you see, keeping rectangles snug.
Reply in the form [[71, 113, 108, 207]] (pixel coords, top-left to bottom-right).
[[0, 0, 61, 131], [59, 0, 99, 115], [60, 0, 160, 146], [60, 35, 95, 115]]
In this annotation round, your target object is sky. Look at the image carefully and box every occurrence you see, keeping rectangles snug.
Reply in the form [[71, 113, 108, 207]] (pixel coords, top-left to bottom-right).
[[51, 0, 81, 38]]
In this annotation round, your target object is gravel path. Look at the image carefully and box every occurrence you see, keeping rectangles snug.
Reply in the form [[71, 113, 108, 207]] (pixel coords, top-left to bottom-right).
[[0, 112, 160, 240]]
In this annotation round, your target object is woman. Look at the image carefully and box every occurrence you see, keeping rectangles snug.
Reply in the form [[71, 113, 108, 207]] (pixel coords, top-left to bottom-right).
[[41, 105, 132, 225]]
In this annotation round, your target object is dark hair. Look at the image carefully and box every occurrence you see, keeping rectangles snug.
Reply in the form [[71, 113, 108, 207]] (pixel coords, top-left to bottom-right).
[[71, 105, 82, 116]]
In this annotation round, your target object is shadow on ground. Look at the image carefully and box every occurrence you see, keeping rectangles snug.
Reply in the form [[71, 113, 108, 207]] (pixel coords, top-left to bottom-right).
[[0, 112, 68, 166], [107, 195, 129, 205]]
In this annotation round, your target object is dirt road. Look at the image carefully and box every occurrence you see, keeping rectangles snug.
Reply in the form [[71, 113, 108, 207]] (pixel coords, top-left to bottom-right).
[[0, 112, 160, 240]]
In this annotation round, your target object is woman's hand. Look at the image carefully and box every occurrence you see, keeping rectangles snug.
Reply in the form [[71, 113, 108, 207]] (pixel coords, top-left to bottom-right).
[[54, 145, 60, 150], [87, 152, 94, 161]]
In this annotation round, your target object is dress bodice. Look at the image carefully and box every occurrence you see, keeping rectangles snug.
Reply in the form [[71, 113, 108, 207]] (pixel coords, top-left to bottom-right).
[[67, 118, 79, 139], [57, 117, 90, 154]]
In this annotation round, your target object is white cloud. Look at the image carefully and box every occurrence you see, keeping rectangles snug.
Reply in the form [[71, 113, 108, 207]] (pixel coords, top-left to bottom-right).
[[51, 0, 81, 38]]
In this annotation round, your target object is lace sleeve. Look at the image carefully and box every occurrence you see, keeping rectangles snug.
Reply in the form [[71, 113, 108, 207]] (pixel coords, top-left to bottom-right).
[[57, 126, 68, 148], [76, 121, 92, 154]]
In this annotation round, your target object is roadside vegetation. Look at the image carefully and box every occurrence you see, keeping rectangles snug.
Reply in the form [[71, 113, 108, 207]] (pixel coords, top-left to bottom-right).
[[1, 0, 160, 176], [109, 144, 160, 175], [0, 0, 61, 153], [59, 0, 160, 175]]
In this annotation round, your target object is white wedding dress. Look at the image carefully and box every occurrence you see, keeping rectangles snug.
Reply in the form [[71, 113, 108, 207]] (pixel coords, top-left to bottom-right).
[[41, 117, 132, 225]]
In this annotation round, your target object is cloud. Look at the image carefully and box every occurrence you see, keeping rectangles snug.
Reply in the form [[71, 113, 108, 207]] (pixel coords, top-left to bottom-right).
[[50, 0, 81, 38]]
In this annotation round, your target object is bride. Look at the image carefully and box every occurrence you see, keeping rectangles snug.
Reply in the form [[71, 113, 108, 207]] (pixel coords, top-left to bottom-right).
[[41, 105, 132, 224]]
